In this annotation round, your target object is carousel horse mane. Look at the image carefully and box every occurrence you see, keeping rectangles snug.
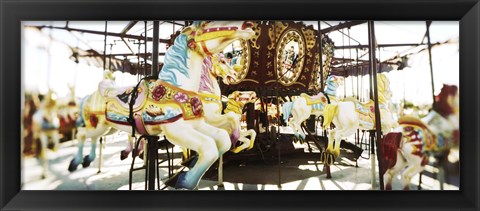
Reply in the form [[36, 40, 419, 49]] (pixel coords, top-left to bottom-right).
[[159, 33, 190, 86], [376, 73, 391, 105], [199, 55, 214, 93], [433, 84, 458, 118]]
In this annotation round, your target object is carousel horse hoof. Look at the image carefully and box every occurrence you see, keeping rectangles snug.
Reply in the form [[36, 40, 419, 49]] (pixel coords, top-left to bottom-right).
[[181, 155, 198, 168], [41, 174, 46, 180], [326, 153, 336, 166], [165, 171, 187, 189], [120, 150, 129, 160], [138, 152, 144, 160], [82, 155, 92, 168], [68, 159, 80, 172], [292, 136, 298, 143], [319, 152, 325, 162]]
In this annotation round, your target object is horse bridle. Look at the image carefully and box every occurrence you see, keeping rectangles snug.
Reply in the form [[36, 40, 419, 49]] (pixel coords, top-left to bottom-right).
[[188, 24, 239, 56]]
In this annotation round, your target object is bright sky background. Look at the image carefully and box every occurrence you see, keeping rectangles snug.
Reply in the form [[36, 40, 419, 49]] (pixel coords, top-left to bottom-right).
[[22, 21, 458, 106]]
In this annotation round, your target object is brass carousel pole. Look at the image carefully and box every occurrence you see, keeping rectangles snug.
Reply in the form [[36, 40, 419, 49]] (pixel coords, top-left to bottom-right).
[[97, 21, 108, 174]]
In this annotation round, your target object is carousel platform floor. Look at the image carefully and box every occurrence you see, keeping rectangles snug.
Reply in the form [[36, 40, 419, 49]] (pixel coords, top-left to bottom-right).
[[22, 132, 459, 191]]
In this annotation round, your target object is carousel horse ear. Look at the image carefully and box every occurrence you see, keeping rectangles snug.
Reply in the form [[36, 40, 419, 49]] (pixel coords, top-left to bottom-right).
[[181, 26, 193, 34]]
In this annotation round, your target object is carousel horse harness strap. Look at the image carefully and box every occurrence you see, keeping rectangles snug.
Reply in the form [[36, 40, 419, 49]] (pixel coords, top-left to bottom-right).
[[344, 98, 386, 126], [128, 75, 159, 137], [198, 92, 222, 109], [300, 93, 329, 111], [188, 24, 238, 56]]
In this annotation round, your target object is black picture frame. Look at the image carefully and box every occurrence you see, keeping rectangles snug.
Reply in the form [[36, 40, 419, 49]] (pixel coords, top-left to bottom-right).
[[1, 0, 479, 210]]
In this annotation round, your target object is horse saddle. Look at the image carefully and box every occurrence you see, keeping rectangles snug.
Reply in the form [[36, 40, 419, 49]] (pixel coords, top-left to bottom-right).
[[300, 93, 327, 106], [104, 81, 148, 113], [344, 98, 375, 116], [398, 115, 437, 152]]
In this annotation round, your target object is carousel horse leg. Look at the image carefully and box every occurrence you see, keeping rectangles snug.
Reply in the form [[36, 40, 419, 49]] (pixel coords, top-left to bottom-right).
[[195, 123, 231, 188], [121, 135, 135, 160], [39, 132, 49, 179], [401, 163, 424, 190], [383, 152, 406, 190], [231, 129, 256, 153], [163, 120, 227, 190], [51, 131, 60, 152], [332, 126, 357, 159], [82, 136, 98, 168], [321, 129, 336, 165], [69, 129, 86, 172]]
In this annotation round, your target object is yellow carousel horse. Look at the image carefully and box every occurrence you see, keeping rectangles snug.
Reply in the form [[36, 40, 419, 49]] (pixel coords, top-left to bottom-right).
[[321, 73, 396, 165], [31, 89, 60, 179], [68, 21, 255, 190]]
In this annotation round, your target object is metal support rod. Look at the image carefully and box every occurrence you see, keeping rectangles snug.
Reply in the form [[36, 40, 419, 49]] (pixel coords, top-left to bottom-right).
[[318, 21, 324, 88], [426, 21, 436, 106], [97, 137, 103, 174], [103, 21, 108, 71], [146, 136, 159, 190], [145, 21, 148, 76], [368, 21, 385, 190], [152, 21, 160, 76]]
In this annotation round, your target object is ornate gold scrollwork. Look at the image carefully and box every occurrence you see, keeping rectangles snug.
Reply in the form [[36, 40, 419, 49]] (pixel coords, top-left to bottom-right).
[[229, 39, 251, 85], [249, 22, 262, 50], [268, 22, 289, 50], [301, 26, 317, 58]]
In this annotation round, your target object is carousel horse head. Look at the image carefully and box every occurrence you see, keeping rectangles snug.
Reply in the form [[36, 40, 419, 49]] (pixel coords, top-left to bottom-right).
[[324, 75, 343, 97], [434, 84, 459, 119], [160, 21, 255, 89], [433, 84, 459, 146], [43, 89, 58, 109], [181, 21, 255, 56], [210, 53, 240, 85]]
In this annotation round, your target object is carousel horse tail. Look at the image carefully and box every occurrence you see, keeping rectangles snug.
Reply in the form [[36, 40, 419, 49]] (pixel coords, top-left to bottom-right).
[[323, 104, 338, 128], [282, 102, 293, 124]]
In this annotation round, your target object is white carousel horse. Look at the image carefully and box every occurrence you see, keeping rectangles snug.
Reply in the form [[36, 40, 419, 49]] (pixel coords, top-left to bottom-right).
[[31, 90, 61, 179], [121, 53, 254, 162], [382, 84, 459, 190], [68, 21, 255, 190], [282, 75, 343, 141], [321, 73, 396, 165]]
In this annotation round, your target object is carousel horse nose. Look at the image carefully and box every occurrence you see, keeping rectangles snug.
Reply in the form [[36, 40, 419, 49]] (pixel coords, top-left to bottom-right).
[[242, 21, 254, 30]]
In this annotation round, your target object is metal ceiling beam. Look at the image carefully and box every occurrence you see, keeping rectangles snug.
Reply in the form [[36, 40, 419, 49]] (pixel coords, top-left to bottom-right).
[[30, 25, 170, 43], [120, 21, 138, 35], [334, 43, 428, 49], [78, 52, 166, 57], [165, 21, 185, 26], [320, 21, 366, 34]]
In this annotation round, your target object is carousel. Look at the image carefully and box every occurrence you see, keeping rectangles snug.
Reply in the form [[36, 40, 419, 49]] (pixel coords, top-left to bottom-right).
[[21, 20, 459, 191]]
